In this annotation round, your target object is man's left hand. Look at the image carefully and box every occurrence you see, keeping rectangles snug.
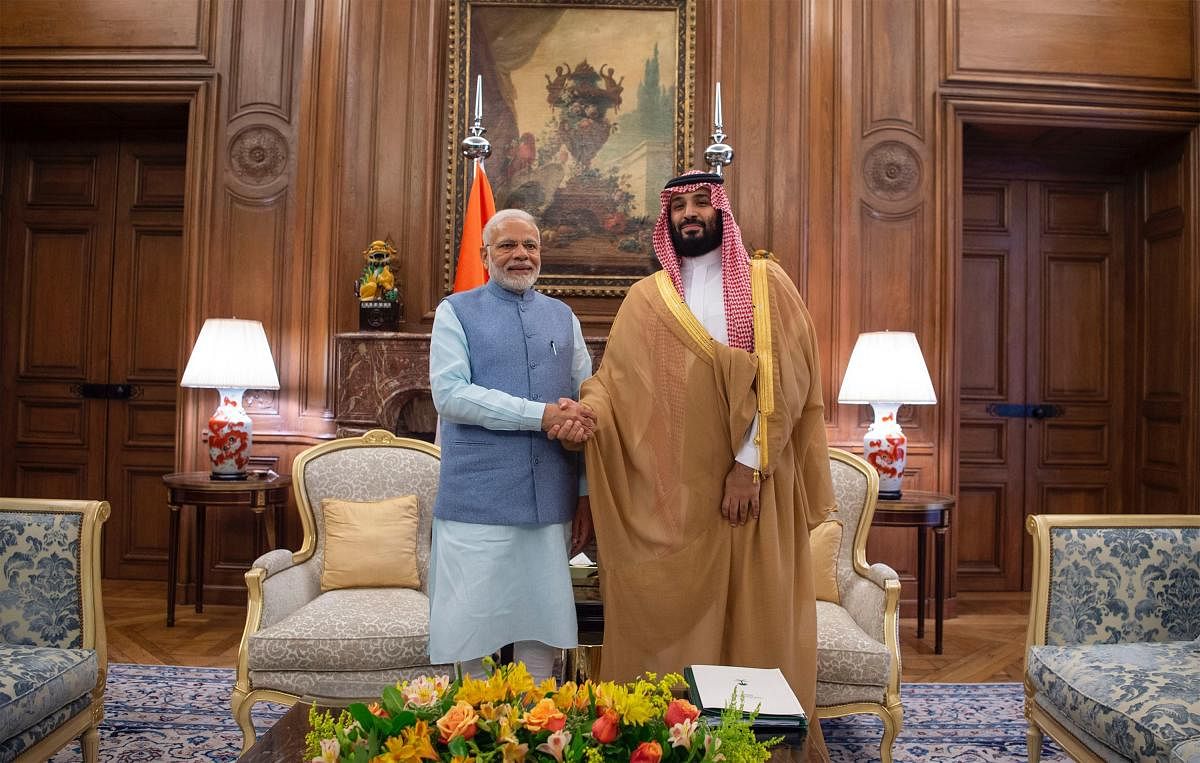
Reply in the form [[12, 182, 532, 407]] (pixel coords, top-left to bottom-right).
[[721, 463, 761, 526], [571, 496, 593, 555]]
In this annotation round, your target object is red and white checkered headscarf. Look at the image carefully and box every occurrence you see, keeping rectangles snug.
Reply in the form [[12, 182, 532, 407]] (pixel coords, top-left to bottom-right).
[[652, 170, 754, 352]]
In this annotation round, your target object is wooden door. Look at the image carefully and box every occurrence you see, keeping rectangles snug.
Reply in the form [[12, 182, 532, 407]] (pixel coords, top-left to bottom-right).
[[959, 178, 1127, 591], [1, 129, 185, 579]]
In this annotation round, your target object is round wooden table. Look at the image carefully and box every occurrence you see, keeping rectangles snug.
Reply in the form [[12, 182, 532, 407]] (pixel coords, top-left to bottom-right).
[[161, 471, 291, 626], [871, 490, 955, 654]]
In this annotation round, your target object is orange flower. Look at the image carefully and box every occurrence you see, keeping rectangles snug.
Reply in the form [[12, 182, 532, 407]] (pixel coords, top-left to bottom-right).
[[664, 698, 700, 727], [590, 708, 619, 744], [437, 701, 479, 743], [630, 741, 662, 763], [523, 697, 566, 733], [367, 702, 390, 719]]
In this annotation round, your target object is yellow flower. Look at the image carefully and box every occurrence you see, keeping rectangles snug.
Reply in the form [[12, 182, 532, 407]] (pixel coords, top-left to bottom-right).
[[553, 681, 578, 712], [502, 662, 535, 700], [500, 740, 529, 763], [534, 676, 558, 698], [457, 673, 506, 705], [372, 720, 438, 763], [583, 748, 604, 763], [608, 681, 661, 726]]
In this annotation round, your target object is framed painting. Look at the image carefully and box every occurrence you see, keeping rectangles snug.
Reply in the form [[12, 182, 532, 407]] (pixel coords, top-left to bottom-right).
[[444, 0, 696, 296]]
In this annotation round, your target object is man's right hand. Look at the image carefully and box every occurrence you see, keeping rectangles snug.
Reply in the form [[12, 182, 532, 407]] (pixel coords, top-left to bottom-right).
[[543, 399, 596, 448]]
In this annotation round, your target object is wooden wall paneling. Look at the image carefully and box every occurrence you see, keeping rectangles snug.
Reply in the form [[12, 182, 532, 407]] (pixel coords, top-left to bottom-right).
[[183, 0, 310, 602], [1135, 143, 1192, 512], [945, 0, 1199, 94], [0, 0, 215, 64], [290, 0, 348, 426], [845, 0, 946, 613]]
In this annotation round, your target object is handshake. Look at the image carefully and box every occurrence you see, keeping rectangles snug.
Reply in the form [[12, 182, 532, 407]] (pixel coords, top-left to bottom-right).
[[540, 398, 596, 446]]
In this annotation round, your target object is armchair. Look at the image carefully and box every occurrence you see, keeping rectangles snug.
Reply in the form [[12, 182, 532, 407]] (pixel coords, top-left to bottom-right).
[[0, 498, 109, 762], [814, 449, 903, 763], [231, 430, 453, 751], [1024, 514, 1200, 763]]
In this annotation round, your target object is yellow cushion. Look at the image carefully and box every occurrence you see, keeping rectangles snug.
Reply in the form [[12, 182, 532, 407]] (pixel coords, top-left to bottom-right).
[[320, 496, 421, 591], [811, 519, 843, 603]]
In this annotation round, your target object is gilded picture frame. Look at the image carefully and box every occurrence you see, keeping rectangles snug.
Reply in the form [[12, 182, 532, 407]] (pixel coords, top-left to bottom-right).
[[444, 0, 696, 297]]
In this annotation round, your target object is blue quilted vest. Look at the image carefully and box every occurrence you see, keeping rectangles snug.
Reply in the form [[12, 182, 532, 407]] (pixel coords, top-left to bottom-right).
[[434, 279, 578, 525]]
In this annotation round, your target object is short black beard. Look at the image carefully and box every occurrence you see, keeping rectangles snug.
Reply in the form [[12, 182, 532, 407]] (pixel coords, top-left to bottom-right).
[[670, 214, 723, 258]]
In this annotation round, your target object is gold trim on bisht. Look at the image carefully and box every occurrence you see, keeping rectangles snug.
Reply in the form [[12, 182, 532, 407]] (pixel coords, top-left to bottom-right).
[[750, 250, 776, 473], [654, 270, 715, 360]]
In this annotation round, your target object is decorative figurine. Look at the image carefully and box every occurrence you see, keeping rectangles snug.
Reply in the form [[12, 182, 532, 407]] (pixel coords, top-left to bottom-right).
[[356, 238, 403, 330]]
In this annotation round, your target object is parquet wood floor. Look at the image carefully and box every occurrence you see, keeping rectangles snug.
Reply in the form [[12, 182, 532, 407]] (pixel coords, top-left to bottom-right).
[[103, 580, 1032, 683]]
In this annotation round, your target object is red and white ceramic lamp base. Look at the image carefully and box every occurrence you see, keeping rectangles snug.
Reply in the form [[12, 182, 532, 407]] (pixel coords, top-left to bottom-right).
[[204, 388, 254, 480], [862, 402, 906, 499]]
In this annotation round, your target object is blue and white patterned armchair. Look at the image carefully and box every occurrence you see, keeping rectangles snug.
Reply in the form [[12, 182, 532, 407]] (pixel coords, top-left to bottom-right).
[[1024, 514, 1200, 763], [231, 430, 453, 752], [814, 449, 903, 763], [0, 498, 110, 762]]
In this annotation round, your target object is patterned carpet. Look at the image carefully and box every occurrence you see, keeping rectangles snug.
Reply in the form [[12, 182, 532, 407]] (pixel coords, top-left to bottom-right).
[[47, 664, 1068, 762]]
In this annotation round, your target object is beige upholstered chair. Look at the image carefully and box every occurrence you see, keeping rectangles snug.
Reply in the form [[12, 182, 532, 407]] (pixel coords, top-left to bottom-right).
[[814, 449, 903, 763], [0, 498, 109, 762], [231, 430, 453, 751]]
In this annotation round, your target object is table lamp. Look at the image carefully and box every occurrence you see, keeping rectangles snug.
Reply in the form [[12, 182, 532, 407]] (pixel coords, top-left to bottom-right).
[[180, 318, 280, 480], [837, 331, 936, 499]]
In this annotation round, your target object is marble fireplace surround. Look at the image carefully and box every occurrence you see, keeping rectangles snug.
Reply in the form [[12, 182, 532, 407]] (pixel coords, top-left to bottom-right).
[[334, 332, 606, 439]]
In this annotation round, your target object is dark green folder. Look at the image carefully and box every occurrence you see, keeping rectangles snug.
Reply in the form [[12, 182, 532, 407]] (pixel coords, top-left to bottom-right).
[[683, 666, 808, 743]]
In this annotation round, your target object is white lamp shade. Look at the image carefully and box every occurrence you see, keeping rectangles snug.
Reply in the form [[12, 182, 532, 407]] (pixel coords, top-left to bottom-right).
[[180, 318, 280, 390], [838, 331, 936, 405]]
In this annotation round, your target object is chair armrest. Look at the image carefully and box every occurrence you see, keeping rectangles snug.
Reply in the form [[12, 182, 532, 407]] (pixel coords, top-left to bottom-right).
[[840, 562, 900, 644], [253, 548, 298, 576], [248, 552, 321, 631]]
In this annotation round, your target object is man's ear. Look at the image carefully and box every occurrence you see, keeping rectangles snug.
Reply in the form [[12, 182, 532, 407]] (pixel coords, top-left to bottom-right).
[[479, 245, 488, 267]]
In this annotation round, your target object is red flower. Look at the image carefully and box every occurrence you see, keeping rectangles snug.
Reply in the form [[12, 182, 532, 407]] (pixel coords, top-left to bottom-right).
[[630, 741, 662, 763], [664, 699, 700, 728], [591, 709, 619, 744]]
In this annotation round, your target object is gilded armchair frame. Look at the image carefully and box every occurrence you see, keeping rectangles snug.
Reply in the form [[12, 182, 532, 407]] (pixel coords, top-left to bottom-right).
[[1023, 513, 1200, 763], [0, 498, 110, 763], [231, 430, 442, 751], [813, 449, 903, 763]]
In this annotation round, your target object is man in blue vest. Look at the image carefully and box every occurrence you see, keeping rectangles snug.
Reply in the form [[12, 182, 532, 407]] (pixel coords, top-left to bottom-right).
[[428, 208, 594, 682]]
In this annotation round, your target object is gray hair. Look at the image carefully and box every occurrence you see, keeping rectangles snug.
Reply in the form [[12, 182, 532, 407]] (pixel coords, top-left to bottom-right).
[[482, 208, 539, 246]]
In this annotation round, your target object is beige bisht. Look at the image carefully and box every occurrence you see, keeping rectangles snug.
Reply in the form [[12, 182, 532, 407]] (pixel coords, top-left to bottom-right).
[[581, 255, 835, 758]]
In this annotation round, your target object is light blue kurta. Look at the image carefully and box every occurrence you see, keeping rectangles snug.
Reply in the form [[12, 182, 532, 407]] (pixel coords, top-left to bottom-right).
[[427, 297, 591, 663]]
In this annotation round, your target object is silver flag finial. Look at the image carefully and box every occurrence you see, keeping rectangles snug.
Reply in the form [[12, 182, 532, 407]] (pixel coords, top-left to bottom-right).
[[704, 81, 733, 175], [461, 74, 492, 161]]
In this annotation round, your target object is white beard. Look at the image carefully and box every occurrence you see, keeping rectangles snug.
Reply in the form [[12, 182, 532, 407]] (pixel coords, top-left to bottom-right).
[[489, 265, 539, 293]]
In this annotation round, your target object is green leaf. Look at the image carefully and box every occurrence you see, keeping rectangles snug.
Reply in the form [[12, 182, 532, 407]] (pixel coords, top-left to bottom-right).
[[383, 685, 408, 717], [388, 709, 418, 736], [448, 736, 469, 757], [348, 703, 378, 733]]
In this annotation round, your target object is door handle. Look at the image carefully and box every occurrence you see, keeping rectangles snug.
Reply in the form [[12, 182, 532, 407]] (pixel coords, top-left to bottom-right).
[[1030, 404, 1064, 420], [71, 383, 142, 400], [986, 403, 1065, 419]]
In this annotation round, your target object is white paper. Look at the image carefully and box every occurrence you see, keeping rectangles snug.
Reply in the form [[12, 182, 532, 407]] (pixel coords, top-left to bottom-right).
[[569, 552, 594, 567], [688, 665, 805, 717]]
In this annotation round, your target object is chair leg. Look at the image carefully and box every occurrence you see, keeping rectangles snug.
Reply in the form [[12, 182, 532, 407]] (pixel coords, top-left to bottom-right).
[[1027, 723, 1043, 763], [232, 689, 258, 753], [879, 704, 902, 763], [81, 725, 99, 763]]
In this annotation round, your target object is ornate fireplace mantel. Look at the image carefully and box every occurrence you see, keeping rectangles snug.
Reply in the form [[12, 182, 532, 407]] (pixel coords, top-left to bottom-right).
[[334, 332, 606, 438]]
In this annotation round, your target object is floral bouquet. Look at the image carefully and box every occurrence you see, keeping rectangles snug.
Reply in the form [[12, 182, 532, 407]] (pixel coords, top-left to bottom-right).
[[304, 661, 780, 763]]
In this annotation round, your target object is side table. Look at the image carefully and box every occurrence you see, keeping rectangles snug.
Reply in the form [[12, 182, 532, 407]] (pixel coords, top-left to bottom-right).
[[871, 490, 955, 654], [161, 471, 291, 626]]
